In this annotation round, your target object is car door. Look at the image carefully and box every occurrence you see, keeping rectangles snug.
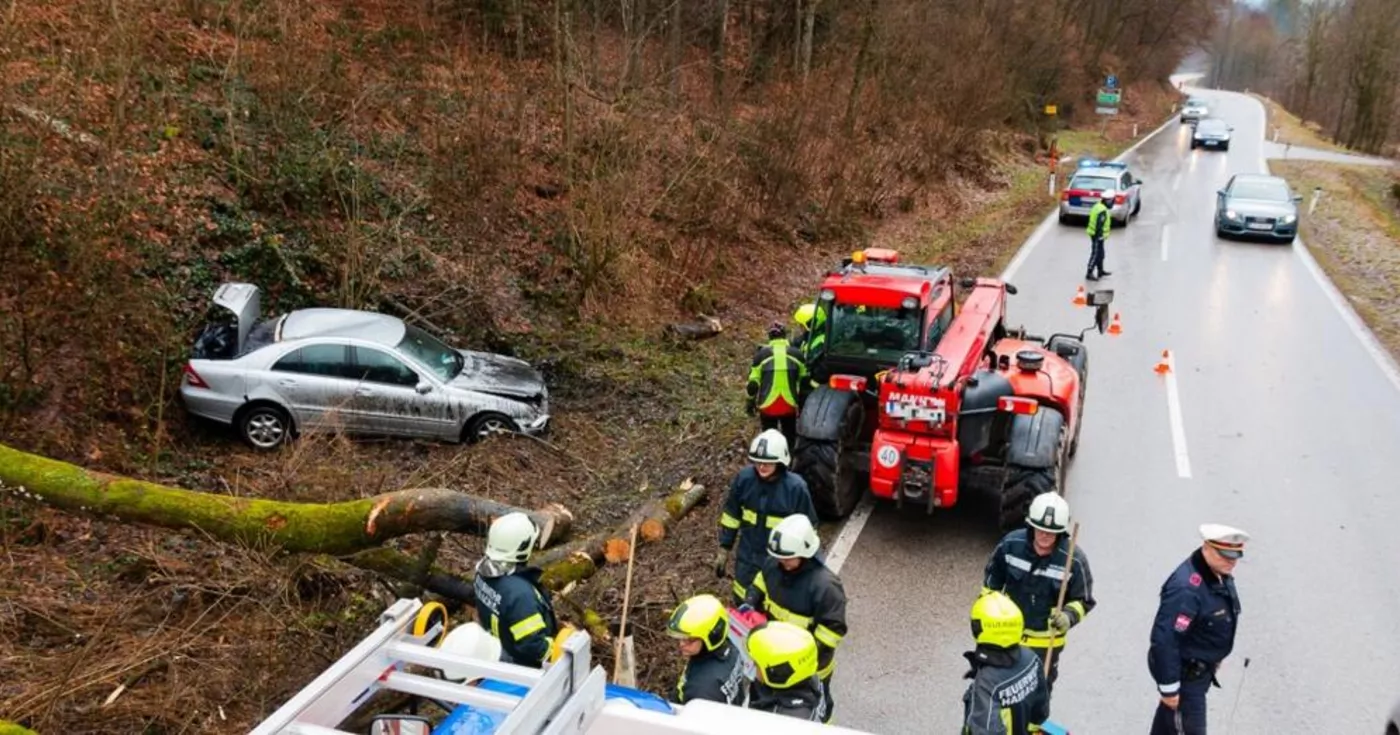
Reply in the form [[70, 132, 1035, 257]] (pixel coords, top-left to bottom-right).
[[346, 345, 445, 438], [266, 343, 356, 432]]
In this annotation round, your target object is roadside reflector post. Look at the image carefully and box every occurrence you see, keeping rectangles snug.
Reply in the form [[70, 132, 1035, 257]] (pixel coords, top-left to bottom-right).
[[1310, 187, 1323, 216]]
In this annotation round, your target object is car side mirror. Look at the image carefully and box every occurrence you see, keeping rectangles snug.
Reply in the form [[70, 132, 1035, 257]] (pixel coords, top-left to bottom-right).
[[1228, 126, 1235, 131], [415, 382, 433, 395], [368, 715, 431, 735], [1217, 189, 1226, 197], [1292, 194, 1303, 202]]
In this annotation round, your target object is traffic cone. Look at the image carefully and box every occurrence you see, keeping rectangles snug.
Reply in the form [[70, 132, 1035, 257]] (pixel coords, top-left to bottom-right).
[[1108, 312, 1123, 335], [1072, 286, 1086, 306], [1154, 349, 1172, 374]]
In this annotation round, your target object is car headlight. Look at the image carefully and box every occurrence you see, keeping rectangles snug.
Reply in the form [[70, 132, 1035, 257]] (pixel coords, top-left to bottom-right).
[[1225, 209, 1239, 220], [1280, 214, 1297, 224]]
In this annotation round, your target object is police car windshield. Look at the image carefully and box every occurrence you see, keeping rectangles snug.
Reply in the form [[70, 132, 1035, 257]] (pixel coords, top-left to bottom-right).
[[1071, 175, 1117, 192], [826, 303, 922, 362]]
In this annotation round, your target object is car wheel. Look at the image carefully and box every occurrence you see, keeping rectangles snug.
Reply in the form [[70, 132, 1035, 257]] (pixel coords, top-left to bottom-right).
[[238, 403, 292, 450], [463, 412, 520, 443], [1133, 197, 1142, 215], [1058, 212, 1070, 225], [1216, 226, 1228, 239], [1222, 143, 1230, 151]]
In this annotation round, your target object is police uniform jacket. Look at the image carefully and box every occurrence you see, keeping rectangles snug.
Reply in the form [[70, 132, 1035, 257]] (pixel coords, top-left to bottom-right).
[[473, 565, 558, 668], [719, 466, 818, 597], [960, 645, 1049, 735], [983, 528, 1095, 641], [749, 676, 825, 722], [676, 640, 747, 706], [743, 555, 848, 679], [1147, 549, 1241, 696]]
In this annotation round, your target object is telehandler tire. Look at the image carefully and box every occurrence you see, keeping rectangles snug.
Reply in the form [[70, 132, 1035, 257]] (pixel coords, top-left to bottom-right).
[[793, 394, 867, 520]]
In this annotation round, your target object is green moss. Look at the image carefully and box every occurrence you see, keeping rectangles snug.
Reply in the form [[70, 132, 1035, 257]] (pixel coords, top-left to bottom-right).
[[0, 722, 39, 735]]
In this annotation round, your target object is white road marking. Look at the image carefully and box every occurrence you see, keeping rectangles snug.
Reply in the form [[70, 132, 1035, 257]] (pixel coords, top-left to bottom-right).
[[825, 496, 874, 574], [1161, 224, 1170, 261], [1162, 351, 1193, 479], [1172, 172, 1182, 192], [1236, 93, 1400, 394]]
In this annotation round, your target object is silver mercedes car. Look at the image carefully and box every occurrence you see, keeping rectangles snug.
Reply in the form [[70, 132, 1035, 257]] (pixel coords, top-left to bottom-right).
[[180, 283, 550, 450]]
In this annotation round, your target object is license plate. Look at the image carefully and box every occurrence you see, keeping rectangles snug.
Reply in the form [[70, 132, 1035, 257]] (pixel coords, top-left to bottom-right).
[[1069, 197, 1082, 206], [1247, 222, 1272, 230]]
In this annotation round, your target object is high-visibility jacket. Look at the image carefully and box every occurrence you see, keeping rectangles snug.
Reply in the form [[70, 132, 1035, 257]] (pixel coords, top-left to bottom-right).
[[982, 529, 1095, 649], [747, 338, 808, 417], [473, 564, 558, 668], [743, 556, 848, 680], [1086, 200, 1112, 239], [718, 466, 818, 600]]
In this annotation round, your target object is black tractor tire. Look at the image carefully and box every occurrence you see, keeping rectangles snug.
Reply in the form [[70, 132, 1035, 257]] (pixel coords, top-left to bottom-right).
[[793, 398, 867, 520], [999, 466, 1058, 531], [1046, 336, 1089, 458]]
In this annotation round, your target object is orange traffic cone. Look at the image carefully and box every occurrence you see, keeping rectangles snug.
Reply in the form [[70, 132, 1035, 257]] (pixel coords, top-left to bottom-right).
[[1072, 286, 1086, 307], [1108, 312, 1123, 335], [1154, 349, 1172, 374]]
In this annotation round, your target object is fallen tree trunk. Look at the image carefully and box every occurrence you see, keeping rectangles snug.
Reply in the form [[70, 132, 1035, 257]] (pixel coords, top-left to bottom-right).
[[663, 316, 722, 342], [535, 479, 709, 590], [0, 443, 570, 555]]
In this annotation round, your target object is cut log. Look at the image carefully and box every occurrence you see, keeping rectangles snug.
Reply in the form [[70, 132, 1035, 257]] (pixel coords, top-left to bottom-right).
[[535, 479, 708, 590], [663, 316, 722, 342], [0, 443, 570, 555]]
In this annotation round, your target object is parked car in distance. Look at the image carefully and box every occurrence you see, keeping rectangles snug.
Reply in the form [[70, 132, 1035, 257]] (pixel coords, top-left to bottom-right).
[[1214, 173, 1303, 244], [1058, 159, 1143, 227], [1191, 118, 1233, 151], [180, 283, 551, 450], [1180, 96, 1209, 124]]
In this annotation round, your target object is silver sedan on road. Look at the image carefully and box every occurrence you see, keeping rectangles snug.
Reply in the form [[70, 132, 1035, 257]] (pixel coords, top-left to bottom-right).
[[1214, 173, 1303, 244], [180, 283, 551, 450]]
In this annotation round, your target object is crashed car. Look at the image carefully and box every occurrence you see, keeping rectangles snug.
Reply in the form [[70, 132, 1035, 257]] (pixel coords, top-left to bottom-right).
[[180, 283, 550, 450]]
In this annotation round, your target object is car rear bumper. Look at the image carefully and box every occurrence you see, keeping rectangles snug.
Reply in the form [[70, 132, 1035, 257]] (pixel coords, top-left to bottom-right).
[[179, 385, 241, 425], [1193, 138, 1230, 148], [1060, 202, 1129, 220]]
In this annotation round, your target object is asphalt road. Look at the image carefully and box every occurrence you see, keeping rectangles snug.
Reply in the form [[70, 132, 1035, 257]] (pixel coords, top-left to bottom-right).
[[825, 85, 1400, 733]]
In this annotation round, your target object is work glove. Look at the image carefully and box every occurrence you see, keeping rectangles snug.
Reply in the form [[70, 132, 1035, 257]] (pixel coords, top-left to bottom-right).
[[737, 604, 754, 615], [714, 548, 729, 579], [1049, 609, 1071, 633]]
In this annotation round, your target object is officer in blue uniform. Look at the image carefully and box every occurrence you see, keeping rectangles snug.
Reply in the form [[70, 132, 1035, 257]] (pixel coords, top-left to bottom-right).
[[1147, 524, 1249, 734]]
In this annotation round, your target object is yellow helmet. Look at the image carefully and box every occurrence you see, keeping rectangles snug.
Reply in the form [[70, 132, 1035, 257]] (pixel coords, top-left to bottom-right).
[[794, 303, 817, 328], [666, 594, 728, 652], [970, 590, 1024, 648], [746, 621, 818, 689]]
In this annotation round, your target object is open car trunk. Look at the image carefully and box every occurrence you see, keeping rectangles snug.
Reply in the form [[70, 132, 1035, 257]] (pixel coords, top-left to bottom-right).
[[191, 283, 263, 360]]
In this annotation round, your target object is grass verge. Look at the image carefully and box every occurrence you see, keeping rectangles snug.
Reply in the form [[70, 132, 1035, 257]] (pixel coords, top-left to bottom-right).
[[1252, 94, 1354, 154], [1271, 160, 1400, 358]]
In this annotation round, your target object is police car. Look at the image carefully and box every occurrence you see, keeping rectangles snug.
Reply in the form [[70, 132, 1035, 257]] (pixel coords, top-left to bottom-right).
[[1057, 159, 1143, 227]]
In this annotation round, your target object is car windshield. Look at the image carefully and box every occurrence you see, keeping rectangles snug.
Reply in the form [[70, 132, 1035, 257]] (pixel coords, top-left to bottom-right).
[[826, 302, 923, 362], [1199, 120, 1226, 132], [1231, 180, 1290, 202], [1187, 98, 1206, 107], [395, 323, 464, 381], [1071, 175, 1117, 192]]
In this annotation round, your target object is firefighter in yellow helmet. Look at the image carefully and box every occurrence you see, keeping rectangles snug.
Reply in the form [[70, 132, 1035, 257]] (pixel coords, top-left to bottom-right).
[[745, 620, 825, 721], [961, 591, 1049, 735], [791, 303, 817, 353], [665, 594, 747, 706]]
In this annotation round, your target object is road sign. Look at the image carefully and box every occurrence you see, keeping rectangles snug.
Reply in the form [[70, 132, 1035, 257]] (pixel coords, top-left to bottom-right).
[[1096, 89, 1121, 106], [1095, 107, 1119, 115], [1044, 104, 1058, 115], [1106, 75, 1119, 89]]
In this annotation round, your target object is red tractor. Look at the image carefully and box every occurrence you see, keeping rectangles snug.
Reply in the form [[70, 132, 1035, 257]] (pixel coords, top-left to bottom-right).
[[791, 248, 1112, 529]]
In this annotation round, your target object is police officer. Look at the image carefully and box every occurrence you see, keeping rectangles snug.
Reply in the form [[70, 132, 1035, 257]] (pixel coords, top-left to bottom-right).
[[746, 322, 809, 448], [741, 513, 847, 722], [1147, 524, 1248, 735], [961, 590, 1049, 735], [1085, 189, 1114, 281], [665, 594, 747, 706], [716, 429, 818, 604], [473, 512, 559, 669], [745, 621, 826, 721], [981, 492, 1095, 697]]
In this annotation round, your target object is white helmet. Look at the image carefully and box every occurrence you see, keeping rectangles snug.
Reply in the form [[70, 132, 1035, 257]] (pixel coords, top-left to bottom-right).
[[767, 514, 820, 559], [485, 512, 540, 563], [438, 621, 502, 681], [748, 429, 791, 467], [1099, 189, 1118, 203], [1026, 492, 1070, 533]]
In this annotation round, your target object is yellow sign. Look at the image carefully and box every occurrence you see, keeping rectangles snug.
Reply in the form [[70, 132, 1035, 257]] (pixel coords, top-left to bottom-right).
[[1044, 105, 1058, 115]]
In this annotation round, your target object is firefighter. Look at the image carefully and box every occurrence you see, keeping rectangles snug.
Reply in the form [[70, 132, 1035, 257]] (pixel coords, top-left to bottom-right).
[[1085, 188, 1114, 281], [961, 590, 1050, 735], [1147, 524, 1248, 735], [745, 621, 826, 722], [746, 322, 809, 448], [741, 513, 847, 722], [665, 594, 747, 706], [981, 492, 1094, 698], [473, 512, 558, 669], [716, 429, 818, 604], [791, 303, 817, 352]]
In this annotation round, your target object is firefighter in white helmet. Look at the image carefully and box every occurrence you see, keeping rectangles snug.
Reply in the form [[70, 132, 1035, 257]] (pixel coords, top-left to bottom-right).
[[740, 513, 847, 722], [980, 491, 1094, 705], [473, 512, 558, 668], [716, 429, 818, 604]]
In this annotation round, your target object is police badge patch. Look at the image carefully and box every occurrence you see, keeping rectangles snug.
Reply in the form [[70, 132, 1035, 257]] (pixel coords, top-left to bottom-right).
[[1174, 614, 1192, 632]]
